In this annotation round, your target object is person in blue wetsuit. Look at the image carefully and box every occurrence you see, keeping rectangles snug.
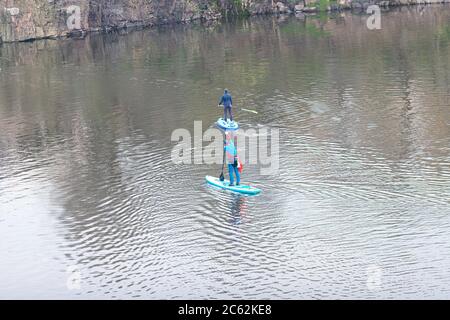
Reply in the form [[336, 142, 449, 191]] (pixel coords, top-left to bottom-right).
[[218, 89, 233, 122], [224, 131, 240, 186]]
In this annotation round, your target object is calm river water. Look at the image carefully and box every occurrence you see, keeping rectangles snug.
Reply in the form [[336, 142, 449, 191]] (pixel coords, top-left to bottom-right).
[[1, 6, 450, 299]]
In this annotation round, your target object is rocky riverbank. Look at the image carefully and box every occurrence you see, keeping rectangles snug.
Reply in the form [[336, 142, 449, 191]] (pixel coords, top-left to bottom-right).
[[1, 0, 449, 43], [275, 0, 450, 14]]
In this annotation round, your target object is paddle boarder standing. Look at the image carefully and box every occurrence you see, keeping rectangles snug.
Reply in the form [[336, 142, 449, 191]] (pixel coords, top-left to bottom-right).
[[224, 131, 240, 186], [218, 89, 233, 122]]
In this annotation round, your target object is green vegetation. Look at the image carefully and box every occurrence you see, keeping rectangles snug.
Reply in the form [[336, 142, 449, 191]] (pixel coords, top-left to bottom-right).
[[234, 0, 251, 17], [215, 0, 250, 17]]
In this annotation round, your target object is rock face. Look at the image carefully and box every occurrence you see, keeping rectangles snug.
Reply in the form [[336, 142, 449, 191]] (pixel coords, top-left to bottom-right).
[[1, 0, 450, 42], [0, 0, 220, 42], [276, 1, 290, 13], [294, 4, 305, 12], [0, 0, 276, 42]]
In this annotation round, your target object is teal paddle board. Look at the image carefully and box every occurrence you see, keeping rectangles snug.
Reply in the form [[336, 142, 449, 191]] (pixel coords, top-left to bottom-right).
[[205, 175, 261, 195], [216, 118, 239, 131]]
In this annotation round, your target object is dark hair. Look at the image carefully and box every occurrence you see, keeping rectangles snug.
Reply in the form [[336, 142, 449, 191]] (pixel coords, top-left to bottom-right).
[[224, 89, 228, 93]]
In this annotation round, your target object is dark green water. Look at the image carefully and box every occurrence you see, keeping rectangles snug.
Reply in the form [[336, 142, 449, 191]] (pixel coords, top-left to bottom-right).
[[1, 6, 449, 298]]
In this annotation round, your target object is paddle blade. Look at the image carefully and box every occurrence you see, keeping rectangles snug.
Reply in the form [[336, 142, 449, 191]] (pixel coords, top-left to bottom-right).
[[219, 173, 225, 181], [241, 108, 258, 114]]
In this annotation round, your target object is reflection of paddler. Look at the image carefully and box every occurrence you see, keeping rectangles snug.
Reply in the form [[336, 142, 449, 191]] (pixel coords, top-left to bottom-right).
[[224, 131, 243, 186], [230, 194, 247, 225]]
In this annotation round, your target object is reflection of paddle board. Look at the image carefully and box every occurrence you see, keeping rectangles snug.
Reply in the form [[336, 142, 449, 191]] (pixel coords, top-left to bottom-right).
[[205, 176, 261, 195], [216, 118, 239, 131]]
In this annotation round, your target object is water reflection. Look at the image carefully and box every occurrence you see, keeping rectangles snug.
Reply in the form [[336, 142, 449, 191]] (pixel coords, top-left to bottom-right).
[[229, 194, 247, 225], [0, 6, 450, 299]]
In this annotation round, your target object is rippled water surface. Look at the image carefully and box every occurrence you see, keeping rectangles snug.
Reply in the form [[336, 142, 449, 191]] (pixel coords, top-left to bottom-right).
[[1, 6, 450, 299]]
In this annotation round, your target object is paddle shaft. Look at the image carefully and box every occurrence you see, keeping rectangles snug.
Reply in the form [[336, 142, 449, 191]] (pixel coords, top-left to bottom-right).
[[218, 105, 258, 114], [240, 108, 258, 114], [219, 140, 226, 181]]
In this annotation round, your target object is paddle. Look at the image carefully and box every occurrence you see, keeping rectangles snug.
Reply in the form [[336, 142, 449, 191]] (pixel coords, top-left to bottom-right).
[[240, 108, 258, 114], [219, 139, 226, 181], [218, 105, 259, 115]]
